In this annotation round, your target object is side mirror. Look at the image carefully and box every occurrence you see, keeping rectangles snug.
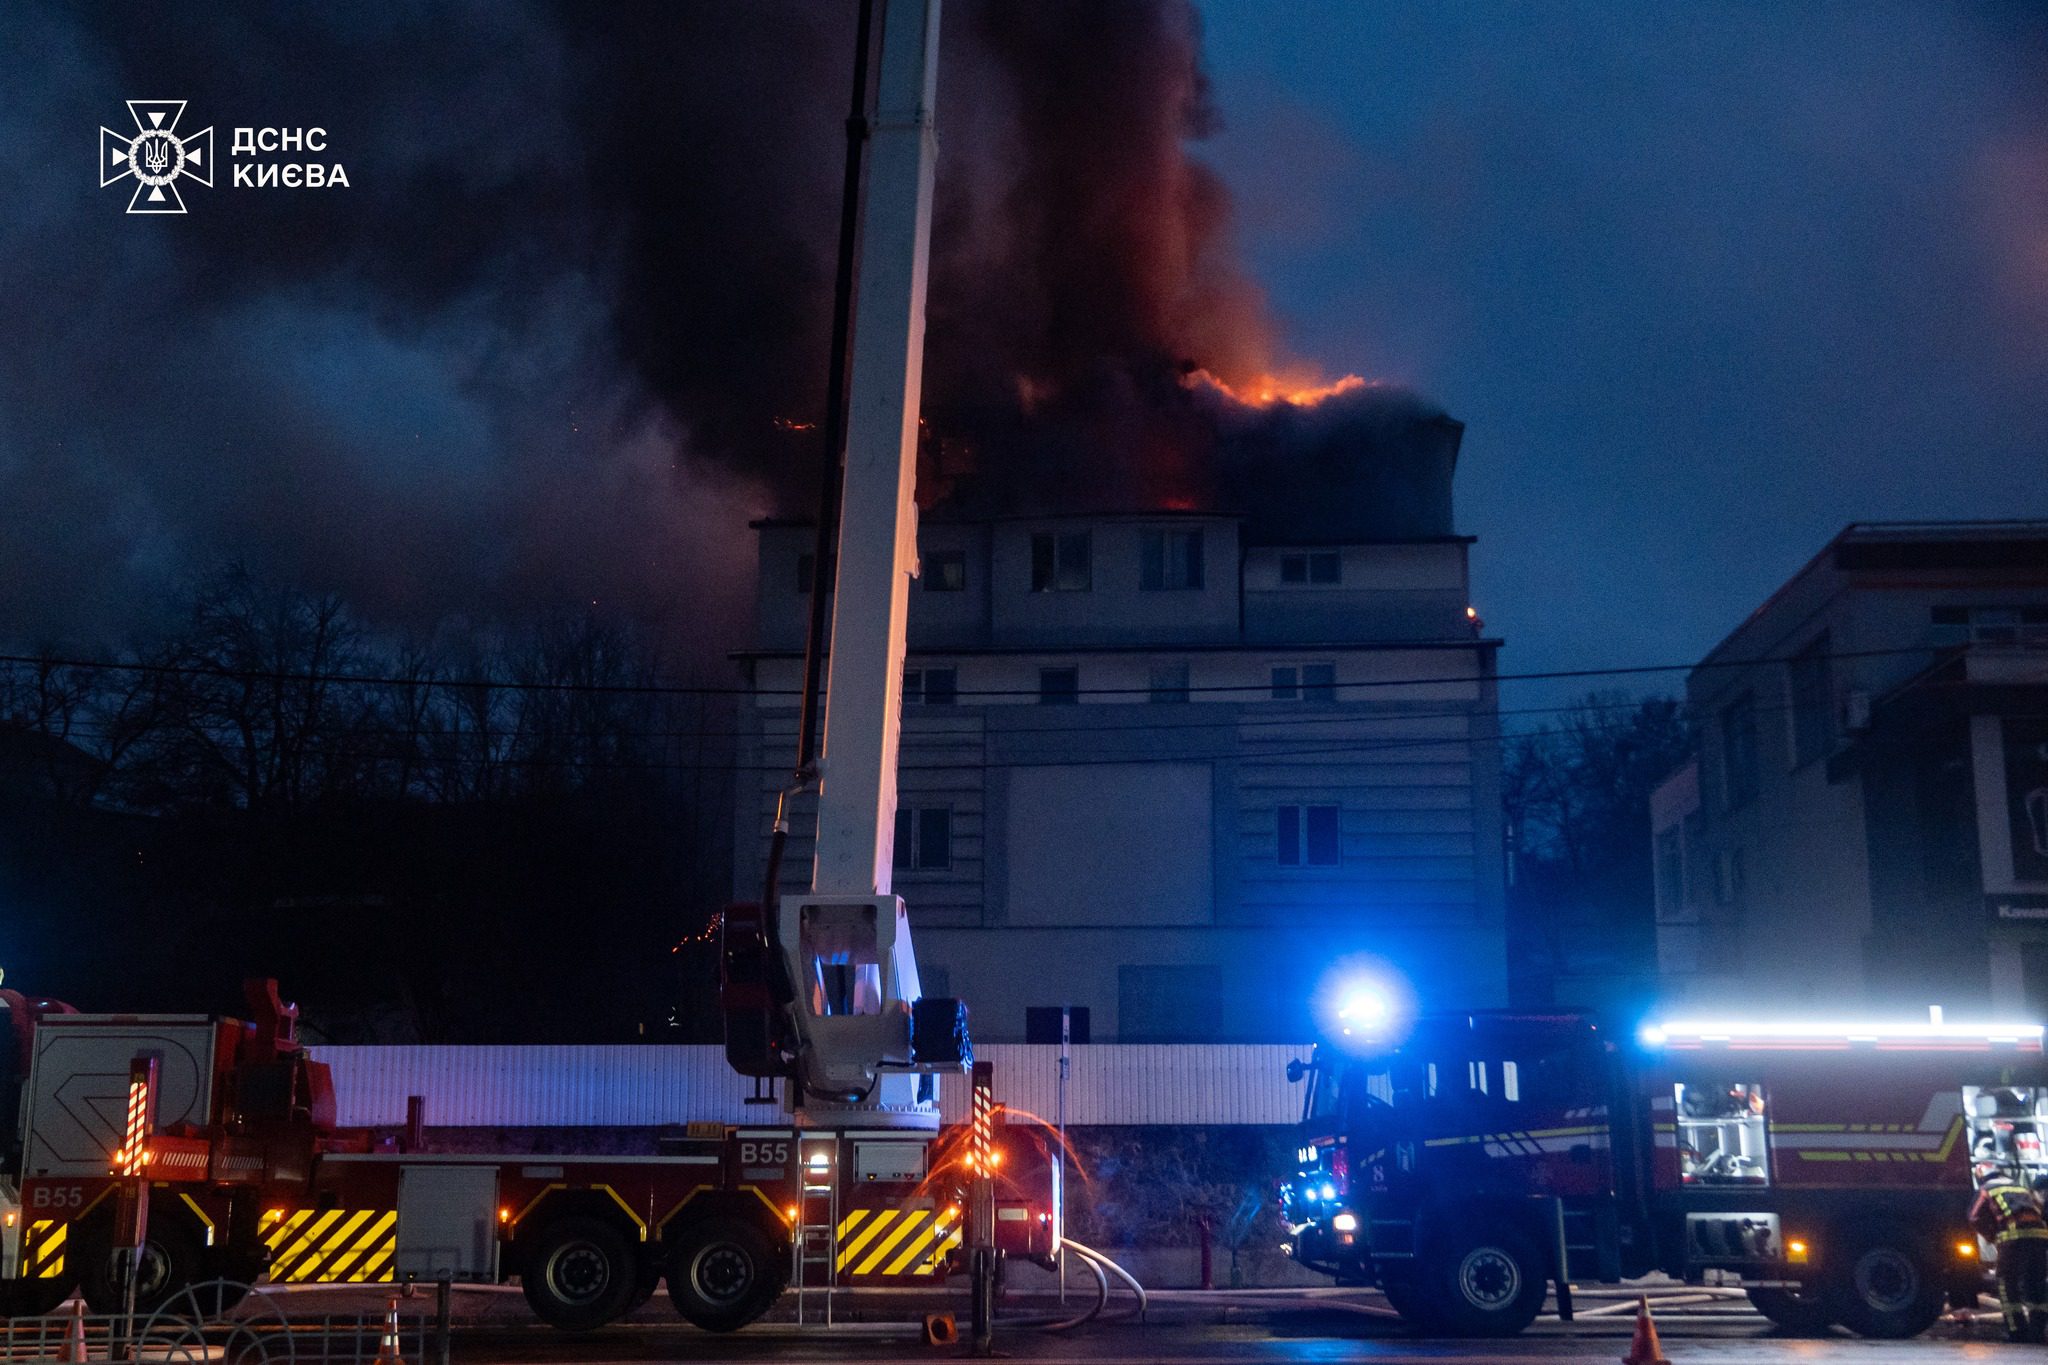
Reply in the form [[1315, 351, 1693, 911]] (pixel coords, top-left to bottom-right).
[[1286, 1058, 1309, 1084]]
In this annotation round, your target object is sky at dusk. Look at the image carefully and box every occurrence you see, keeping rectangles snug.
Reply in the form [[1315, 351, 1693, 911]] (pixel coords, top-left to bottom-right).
[[1, 1, 2043, 706], [1196, 1, 2048, 699]]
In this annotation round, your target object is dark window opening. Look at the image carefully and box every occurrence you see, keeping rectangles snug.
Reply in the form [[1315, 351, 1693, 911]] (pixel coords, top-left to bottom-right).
[[1279, 551, 1341, 585], [1025, 1006, 1091, 1044], [1141, 529, 1205, 590], [1039, 666, 1079, 705], [892, 806, 953, 871], [1720, 693, 1759, 809], [904, 667, 957, 706], [924, 549, 967, 592], [1030, 531, 1092, 592], [1789, 633, 1833, 768], [1149, 662, 1190, 704], [1278, 804, 1341, 866]]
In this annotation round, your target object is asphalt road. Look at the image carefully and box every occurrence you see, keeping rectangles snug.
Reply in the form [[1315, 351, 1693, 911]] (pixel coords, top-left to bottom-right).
[[244, 1284, 2030, 1364]]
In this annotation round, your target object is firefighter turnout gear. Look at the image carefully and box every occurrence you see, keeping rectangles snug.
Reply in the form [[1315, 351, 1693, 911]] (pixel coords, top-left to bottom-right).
[[1971, 1176, 2048, 1341]]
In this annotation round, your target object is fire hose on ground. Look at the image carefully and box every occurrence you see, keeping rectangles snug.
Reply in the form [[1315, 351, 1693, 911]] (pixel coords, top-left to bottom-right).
[[993, 1239, 1148, 1331]]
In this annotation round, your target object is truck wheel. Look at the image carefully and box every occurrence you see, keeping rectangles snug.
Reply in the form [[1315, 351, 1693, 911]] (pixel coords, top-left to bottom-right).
[[1747, 1285, 1834, 1334], [667, 1217, 782, 1332], [1827, 1232, 1942, 1339], [1413, 1228, 1546, 1337], [520, 1215, 638, 1332], [78, 1218, 202, 1317]]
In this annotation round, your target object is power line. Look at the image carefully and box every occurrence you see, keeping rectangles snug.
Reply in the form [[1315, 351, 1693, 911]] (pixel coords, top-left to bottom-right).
[[0, 641, 1967, 703], [0, 688, 1699, 755]]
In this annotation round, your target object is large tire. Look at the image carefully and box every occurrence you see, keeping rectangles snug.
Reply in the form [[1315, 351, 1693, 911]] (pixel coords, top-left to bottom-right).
[[666, 1216, 783, 1333], [1409, 1226, 1547, 1337], [1826, 1230, 1943, 1339], [77, 1217, 204, 1318], [1748, 1285, 1835, 1334], [520, 1215, 638, 1332]]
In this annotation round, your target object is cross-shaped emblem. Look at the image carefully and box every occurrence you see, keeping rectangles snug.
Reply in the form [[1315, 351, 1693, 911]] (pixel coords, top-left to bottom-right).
[[100, 100, 214, 214]]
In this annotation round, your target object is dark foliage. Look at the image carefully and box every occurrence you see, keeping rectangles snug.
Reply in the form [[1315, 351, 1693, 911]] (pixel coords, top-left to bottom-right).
[[0, 568, 733, 1042]]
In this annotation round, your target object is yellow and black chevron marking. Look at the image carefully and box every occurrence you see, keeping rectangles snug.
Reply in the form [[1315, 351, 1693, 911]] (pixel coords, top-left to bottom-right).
[[261, 1208, 397, 1283], [25, 1220, 66, 1279], [833, 1204, 960, 1279]]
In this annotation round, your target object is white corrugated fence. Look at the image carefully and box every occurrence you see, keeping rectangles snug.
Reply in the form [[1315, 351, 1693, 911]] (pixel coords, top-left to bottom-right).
[[307, 1044, 1310, 1128]]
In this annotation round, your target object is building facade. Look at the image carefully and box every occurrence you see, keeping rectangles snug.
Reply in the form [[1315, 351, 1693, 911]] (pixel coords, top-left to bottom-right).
[[735, 504, 1507, 1043], [1651, 521, 2048, 1014]]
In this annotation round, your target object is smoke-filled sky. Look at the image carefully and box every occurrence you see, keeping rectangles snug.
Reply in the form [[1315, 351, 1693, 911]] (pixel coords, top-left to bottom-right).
[[1198, 1, 2048, 694], [2, 0, 2044, 691]]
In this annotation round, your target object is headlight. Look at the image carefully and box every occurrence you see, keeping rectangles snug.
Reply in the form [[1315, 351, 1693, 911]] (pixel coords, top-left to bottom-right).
[[1332, 1212, 1359, 1233]]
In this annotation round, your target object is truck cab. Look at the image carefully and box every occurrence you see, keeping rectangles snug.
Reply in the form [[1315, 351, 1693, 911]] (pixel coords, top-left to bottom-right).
[[1285, 1011, 2042, 1338]]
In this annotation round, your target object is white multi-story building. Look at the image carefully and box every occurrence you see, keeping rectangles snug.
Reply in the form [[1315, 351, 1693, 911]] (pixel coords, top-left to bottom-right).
[[1651, 521, 2048, 1013], [735, 471, 1507, 1042]]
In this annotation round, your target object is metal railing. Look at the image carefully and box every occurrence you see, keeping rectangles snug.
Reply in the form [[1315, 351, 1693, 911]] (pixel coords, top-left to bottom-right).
[[0, 1282, 440, 1365]]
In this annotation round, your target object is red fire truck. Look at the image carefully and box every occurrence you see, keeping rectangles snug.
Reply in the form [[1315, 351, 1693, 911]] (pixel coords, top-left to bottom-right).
[[1284, 1010, 2047, 1338], [0, 980, 1051, 1330]]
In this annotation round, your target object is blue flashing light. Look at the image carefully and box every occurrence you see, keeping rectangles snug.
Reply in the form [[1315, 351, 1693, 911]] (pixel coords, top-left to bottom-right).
[[1338, 985, 1392, 1033], [1303, 1187, 1318, 1202], [1320, 1182, 1337, 1201], [1313, 956, 1415, 1051]]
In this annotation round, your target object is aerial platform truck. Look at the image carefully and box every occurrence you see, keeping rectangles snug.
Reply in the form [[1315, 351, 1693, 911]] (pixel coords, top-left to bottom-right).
[[1283, 1005, 2047, 1338], [0, 0, 1060, 1332]]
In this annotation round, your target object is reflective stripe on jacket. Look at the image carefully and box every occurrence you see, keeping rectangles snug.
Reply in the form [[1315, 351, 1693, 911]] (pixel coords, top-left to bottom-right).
[[1972, 1181, 2048, 1243]]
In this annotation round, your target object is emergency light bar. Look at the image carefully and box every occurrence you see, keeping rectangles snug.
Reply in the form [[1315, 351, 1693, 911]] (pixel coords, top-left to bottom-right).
[[1641, 1020, 2045, 1047]]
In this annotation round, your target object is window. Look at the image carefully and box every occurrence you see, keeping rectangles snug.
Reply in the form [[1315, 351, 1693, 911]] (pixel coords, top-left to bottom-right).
[[1117, 965, 1221, 1042], [1279, 551, 1341, 585], [893, 806, 953, 872], [1278, 804, 1341, 866], [796, 552, 835, 594], [800, 906, 882, 1017], [1675, 1081, 1770, 1185], [904, 667, 957, 706], [1720, 693, 1759, 809], [1655, 826, 1685, 917], [1038, 666, 1079, 705], [1713, 847, 1744, 906], [1149, 662, 1190, 704], [1933, 605, 2048, 649], [1140, 529, 1205, 590], [1030, 531, 1092, 592], [1272, 663, 1336, 702], [1789, 633, 1832, 768], [923, 549, 966, 592], [1025, 1006, 1091, 1044]]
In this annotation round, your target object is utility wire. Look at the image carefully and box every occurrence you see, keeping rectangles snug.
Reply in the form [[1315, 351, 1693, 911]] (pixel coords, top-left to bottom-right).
[[0, 642, 1973, 702]]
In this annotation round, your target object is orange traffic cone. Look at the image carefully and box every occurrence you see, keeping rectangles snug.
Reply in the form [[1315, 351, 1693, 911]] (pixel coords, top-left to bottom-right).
[[58, 1297, 87, 1363], [922, 1312, 958, 1347], [1623, 1295, 1669, 1365], [372, 1295, 406, 1365]]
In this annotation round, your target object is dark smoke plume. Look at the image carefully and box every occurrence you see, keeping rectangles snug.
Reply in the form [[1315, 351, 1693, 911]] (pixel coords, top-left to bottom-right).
[[0, 0, 1443, 651]]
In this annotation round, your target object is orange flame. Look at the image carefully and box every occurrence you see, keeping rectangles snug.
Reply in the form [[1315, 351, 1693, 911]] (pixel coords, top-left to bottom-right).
[[1183, 367, 1369, 409]]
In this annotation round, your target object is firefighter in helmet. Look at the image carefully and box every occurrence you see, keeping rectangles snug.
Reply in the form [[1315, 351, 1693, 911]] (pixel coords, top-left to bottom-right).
[[1972, 1160, 2048, 1341]]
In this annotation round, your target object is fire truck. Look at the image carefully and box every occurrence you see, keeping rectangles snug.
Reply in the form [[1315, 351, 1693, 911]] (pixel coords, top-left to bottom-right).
[[0, 977, 1050, 1329], [5, 0, 1059, 1332], [1283, 1009, 2048, 1338]]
